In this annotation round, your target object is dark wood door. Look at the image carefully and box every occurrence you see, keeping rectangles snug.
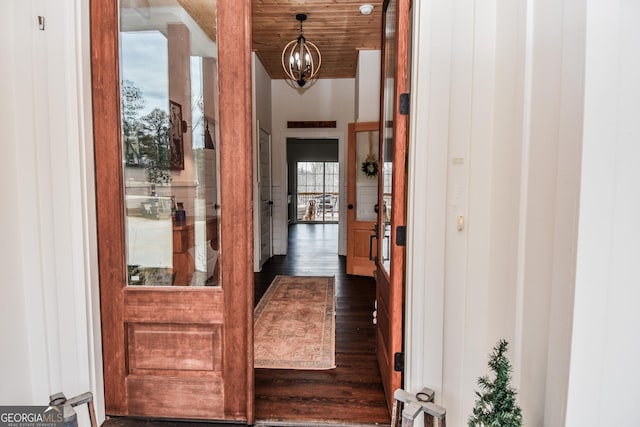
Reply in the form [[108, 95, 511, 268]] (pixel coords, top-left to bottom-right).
[[376, 0, 411, 412], [91, 0, 253, 422], [347, 122, 380, 276]]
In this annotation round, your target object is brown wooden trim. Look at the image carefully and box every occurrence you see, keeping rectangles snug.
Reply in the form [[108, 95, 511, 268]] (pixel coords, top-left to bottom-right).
[[353, 121, 380, 133], [123, 288, 224, 324], [376, 0, 410, 412], [91, 0, 128, 415], [287, 120, 337, 128], [218, 0, 254, 422], [392, 0, 410, 276]]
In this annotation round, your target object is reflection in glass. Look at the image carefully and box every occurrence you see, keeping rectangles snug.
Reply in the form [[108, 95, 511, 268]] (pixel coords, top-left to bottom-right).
[[119, 0, 220, 287], [381, 0, 396, 274]]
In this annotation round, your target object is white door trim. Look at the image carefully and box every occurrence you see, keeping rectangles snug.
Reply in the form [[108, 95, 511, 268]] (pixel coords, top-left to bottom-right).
[[404, 0, 451, 403]]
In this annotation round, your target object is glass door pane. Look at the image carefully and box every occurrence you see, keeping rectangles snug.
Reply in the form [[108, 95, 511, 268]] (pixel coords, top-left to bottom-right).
[[119, 0, 220, 287], [323, 162, 339, 222], [380, 0, 397, 275], [356, 130, 379, 222]]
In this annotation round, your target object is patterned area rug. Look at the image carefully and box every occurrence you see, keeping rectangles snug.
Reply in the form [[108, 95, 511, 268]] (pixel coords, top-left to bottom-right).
[[254, 275, 336, 370]]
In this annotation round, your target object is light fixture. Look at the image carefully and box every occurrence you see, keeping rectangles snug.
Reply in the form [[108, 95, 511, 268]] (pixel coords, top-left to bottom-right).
[[281, 13, 322, 88], [359, 4, 374, 15]]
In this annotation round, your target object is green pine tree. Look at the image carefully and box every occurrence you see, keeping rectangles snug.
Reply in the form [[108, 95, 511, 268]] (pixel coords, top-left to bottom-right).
[[468, 339, 522, 427]]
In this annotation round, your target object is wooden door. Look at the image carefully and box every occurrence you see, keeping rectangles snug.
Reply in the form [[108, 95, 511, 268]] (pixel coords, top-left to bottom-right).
[[91, 0, 253, 422], [376, 0, 411, 412], [347, 122, 379, 276], [258, 126, 272, 268]]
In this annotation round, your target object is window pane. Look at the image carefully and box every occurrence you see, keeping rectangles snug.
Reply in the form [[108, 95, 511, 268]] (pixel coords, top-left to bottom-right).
[[120, 1, 220, 287], [296, 161, 339, 223]]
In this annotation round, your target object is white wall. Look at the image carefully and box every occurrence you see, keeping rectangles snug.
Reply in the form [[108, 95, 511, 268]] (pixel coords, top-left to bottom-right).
[[271, 78, 355, 255], [0, 0, 103, 424], [406, 0, 584, 425], [566, 1, 640, 425], [523, 1, 585, 425], [253, 54, 273, 135], [356, 50, 381, 122], [0, 0, 32, 403]]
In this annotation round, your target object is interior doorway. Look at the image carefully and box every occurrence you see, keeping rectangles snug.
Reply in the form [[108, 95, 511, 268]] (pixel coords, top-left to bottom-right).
[[295, 161, 340, 223], [286, 138, 339, 226]]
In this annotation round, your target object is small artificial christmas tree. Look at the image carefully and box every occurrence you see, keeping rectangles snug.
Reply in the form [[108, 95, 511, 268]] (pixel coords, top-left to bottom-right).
[[468, 339, 522, 427]]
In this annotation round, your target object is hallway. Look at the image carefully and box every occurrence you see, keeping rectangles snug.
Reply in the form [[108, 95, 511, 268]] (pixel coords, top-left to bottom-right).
[[97, 224, 389, 427], [254, 223, 389, 425]]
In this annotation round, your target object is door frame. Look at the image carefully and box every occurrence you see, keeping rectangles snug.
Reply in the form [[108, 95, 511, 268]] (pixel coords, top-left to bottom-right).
[[403, 0, 448, 401], [90, 0, 254, 422], [280, 130, 346, 255]]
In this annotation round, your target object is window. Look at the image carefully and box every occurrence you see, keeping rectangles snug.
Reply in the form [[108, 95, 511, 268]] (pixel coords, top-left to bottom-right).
[[296, 161, 339, 223]]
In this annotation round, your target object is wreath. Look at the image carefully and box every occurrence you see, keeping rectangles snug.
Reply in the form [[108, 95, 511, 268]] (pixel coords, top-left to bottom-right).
[[361, 153, 378, 178]]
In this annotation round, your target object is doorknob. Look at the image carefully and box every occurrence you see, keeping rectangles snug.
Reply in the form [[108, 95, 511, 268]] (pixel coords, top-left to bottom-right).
[[348, 204, 354, 210]]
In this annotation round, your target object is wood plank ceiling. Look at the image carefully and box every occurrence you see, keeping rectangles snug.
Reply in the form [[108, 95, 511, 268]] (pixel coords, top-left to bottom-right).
[[252, 0, 384, 80], [126, 0, 382, 80]]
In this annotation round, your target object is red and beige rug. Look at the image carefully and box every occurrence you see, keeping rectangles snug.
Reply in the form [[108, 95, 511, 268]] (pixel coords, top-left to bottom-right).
[[254, 275, 336, 370]]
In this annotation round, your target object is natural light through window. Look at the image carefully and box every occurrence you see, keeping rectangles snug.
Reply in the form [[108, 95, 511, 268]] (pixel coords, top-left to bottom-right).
[[296, 162, 339, 223]]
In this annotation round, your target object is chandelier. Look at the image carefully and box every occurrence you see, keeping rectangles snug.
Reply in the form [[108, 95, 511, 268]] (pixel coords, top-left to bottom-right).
[[281, 14, 322, 87]]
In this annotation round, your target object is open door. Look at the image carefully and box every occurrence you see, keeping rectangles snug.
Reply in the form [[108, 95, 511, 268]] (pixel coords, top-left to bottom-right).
[[376, 0, 411, 412], [91, 0, 253, 422], [258, 126, 273, 268], [347, 122, 379, 276]]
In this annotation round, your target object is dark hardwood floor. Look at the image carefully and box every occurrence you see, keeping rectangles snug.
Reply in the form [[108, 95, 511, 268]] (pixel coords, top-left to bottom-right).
[[254, 223, 389, 426], [103, 224, 389, 427]]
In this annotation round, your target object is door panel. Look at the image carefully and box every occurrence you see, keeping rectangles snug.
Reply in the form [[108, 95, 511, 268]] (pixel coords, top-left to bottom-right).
[[127, 323, 222, 372], [376, 0, 411, 412], [374, 268, 392, 400], [91, 0, 253, 422], [347, 122, 379, 276], [125, 319, 224, 420], [126, 377, 224, 419]]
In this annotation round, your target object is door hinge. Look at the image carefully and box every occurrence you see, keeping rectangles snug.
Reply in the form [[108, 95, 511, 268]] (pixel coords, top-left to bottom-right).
[[396, 225, 407, 246], [399, 93, 410, 115], [394, 352, 404, 372]]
